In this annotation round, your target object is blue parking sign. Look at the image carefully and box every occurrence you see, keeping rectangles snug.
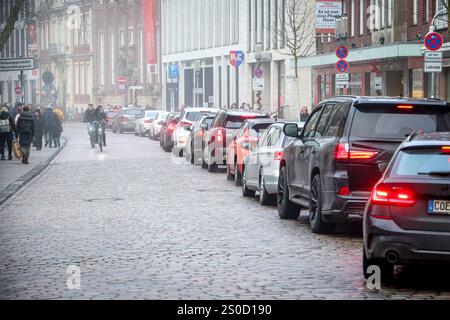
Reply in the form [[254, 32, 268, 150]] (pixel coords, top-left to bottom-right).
[[168, 64, 180, 79]]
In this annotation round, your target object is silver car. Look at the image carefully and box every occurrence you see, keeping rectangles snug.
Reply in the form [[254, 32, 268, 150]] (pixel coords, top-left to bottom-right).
[[184, 115, 216, 165], [242, 122, 304, 205]]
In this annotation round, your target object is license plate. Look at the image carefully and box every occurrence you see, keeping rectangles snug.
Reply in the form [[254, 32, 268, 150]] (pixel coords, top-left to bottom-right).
[[428, 200, 450, 215]]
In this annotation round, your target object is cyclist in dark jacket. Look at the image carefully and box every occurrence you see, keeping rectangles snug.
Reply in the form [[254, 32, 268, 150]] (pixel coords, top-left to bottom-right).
[[16, 106, 35, 164], [93, 105, 107, 146]]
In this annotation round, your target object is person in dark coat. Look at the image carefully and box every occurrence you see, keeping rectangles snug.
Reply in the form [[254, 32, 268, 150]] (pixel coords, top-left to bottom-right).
[[0, 106, 16, 160], [33, 109, 44, 151], [300, 106, 310, 122], [16, 105, 35, 164], [42, 107, 58, 148], [52, 111, 63, 148]]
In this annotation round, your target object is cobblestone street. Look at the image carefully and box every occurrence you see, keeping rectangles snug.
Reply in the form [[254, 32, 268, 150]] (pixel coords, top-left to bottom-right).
[[1, 123, 450, 300]]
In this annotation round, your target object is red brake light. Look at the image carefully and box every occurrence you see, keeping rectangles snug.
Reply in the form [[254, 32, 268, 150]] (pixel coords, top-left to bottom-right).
[[335, 143, 349, 159], [397, 105, 414, 110], [241, 115, 256, 119], [338, 186, 350, 196], [216, 129, 224, 143], [274, 151, 284, 161], [335, 142, 378, 160], [121, 116, 127, 123], [179, 121, 192, 127], [371, 184, 416, 207], [144, 119, 153, 124], [442, 146, 450, 153], [196, 130, 204, 137]]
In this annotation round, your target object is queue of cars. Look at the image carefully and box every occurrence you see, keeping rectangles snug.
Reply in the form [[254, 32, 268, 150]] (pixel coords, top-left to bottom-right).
[[121, 96, 450, 283]]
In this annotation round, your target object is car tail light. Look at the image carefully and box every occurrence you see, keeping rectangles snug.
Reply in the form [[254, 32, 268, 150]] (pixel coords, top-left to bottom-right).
[[334, 142, 378, 160], [442, 146, 450, 153], [241, 115, 256, 119], [216, 129, 224, 143], [196, 130, 204, 137], [121, 116, 127, 123], [397, 105, 414, 110], [179, 121, 192, 127], [371, 184, 416, 207], [338, 186, 350, 196], [168, 124, 176, 133], [144, 119, 153, 124], [274, 151, 284, 161]]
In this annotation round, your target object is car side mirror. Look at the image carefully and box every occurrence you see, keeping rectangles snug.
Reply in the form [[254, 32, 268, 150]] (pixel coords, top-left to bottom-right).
[[283, 123, 299, 138], [186, 125, 193, 132], [201, 123, 208, 130]]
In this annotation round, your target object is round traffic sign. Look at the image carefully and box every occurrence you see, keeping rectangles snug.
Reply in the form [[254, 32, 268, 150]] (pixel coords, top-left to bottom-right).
[[335, 46, 349, 59], [15, 86, 22, 95], [117, 76, 127, 85], [424, 32, 443, 51], [336, 60, 349, 73], [254, 67, 263, 78], [42, 71, 54, 85]]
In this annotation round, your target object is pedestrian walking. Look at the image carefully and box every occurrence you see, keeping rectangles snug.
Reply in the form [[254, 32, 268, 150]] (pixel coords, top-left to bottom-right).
[[34, 109, 44, 151], [300, 106, 310, 122], [0, 106, 16, 161], [43, 106, 58, 148], [16, 105, 35, 164], [52, 110, 63, 148], [240, 102, 246, 109]]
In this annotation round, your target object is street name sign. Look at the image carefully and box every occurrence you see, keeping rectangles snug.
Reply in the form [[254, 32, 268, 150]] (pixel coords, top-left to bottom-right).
[[0, 58, 36, 72]]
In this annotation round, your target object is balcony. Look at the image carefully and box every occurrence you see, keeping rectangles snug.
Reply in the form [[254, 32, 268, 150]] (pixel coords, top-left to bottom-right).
[[48, 43, 66, 57]]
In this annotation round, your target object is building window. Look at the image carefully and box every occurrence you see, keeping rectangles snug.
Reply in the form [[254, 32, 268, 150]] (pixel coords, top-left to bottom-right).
[[139, 28, 144, 83], [360, 0, 365, 35], [120, 30, 125, 46], [413, 0, 418, 25], [351, 0, 355, 36], [129, 27, 134, 45], [388, 0, 392, 26], [110, 31, 115, 85], [99, 32, 105, 86]]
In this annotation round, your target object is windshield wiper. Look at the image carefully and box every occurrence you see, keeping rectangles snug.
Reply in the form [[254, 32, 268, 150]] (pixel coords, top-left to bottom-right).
[[418, 171, 450, 177]]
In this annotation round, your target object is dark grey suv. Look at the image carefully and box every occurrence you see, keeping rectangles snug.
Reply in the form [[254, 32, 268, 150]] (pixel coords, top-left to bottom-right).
[[363, 132, 450, 281], [279, 96, 450, 234]]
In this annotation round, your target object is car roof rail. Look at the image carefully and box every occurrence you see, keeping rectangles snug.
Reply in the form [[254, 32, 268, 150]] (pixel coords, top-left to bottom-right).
[[406, 130, 424, 142]]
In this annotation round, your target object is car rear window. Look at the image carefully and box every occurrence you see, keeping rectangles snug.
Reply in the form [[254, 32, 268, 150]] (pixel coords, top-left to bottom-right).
[[124, 109, 143, 116], [249, 123, 272, 137], [350, 105, 450, 140], [392, 149, 450, 177], [225, 115, 267, 129], [185, 112, 207, 122], [145, 111, 159, 118]]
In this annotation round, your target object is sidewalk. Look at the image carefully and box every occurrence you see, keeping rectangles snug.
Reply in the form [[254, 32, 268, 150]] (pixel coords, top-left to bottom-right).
[[0, 141, 66, 204]]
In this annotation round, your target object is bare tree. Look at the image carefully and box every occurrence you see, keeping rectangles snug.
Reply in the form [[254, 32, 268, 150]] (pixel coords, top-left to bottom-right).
[[270, 0, 315, 117], [0, 0, 25, 52]]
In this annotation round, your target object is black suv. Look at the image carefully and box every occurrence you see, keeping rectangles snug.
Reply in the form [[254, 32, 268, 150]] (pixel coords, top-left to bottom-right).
[[278, 96, 450, 234]]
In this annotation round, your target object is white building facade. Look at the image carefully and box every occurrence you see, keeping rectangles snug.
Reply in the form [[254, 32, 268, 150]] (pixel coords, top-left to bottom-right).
[[160, 0, 314, 120]]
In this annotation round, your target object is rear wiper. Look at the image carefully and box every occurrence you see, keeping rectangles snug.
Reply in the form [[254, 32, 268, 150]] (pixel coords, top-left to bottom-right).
[[418, 171, 450, 177]]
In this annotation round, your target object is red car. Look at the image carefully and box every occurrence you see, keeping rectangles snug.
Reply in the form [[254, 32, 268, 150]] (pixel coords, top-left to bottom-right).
[[226, 118, 275, 186], [106, 110, 118, 129]]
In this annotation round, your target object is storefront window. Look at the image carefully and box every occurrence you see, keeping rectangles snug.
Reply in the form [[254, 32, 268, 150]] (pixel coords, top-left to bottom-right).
[[348, 73, 362, 95], [411, 68, 424, 98]]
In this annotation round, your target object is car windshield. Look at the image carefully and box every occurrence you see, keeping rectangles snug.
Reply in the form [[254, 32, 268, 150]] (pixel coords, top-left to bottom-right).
[[225, 116, 262, 129], [124, 109, 143, 116], [392, 149, 450, 177], [145, 111, 159, 118], [350, 105, 450, 140]]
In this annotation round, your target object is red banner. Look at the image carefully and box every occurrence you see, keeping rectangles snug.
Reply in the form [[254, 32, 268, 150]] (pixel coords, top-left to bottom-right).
[[142, 0, 157, 65]]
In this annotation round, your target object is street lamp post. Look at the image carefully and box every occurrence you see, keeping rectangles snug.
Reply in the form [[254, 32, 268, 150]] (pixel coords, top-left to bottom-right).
[[255, 44, 262, 110]]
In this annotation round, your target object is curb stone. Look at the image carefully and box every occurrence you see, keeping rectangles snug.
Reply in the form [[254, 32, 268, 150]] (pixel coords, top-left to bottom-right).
[[0, 137, 68, 205]]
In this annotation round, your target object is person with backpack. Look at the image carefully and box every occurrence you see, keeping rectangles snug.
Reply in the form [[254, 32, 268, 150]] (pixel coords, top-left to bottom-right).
[[0, 106, 16, 161], [16, 105, 35, 164]]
